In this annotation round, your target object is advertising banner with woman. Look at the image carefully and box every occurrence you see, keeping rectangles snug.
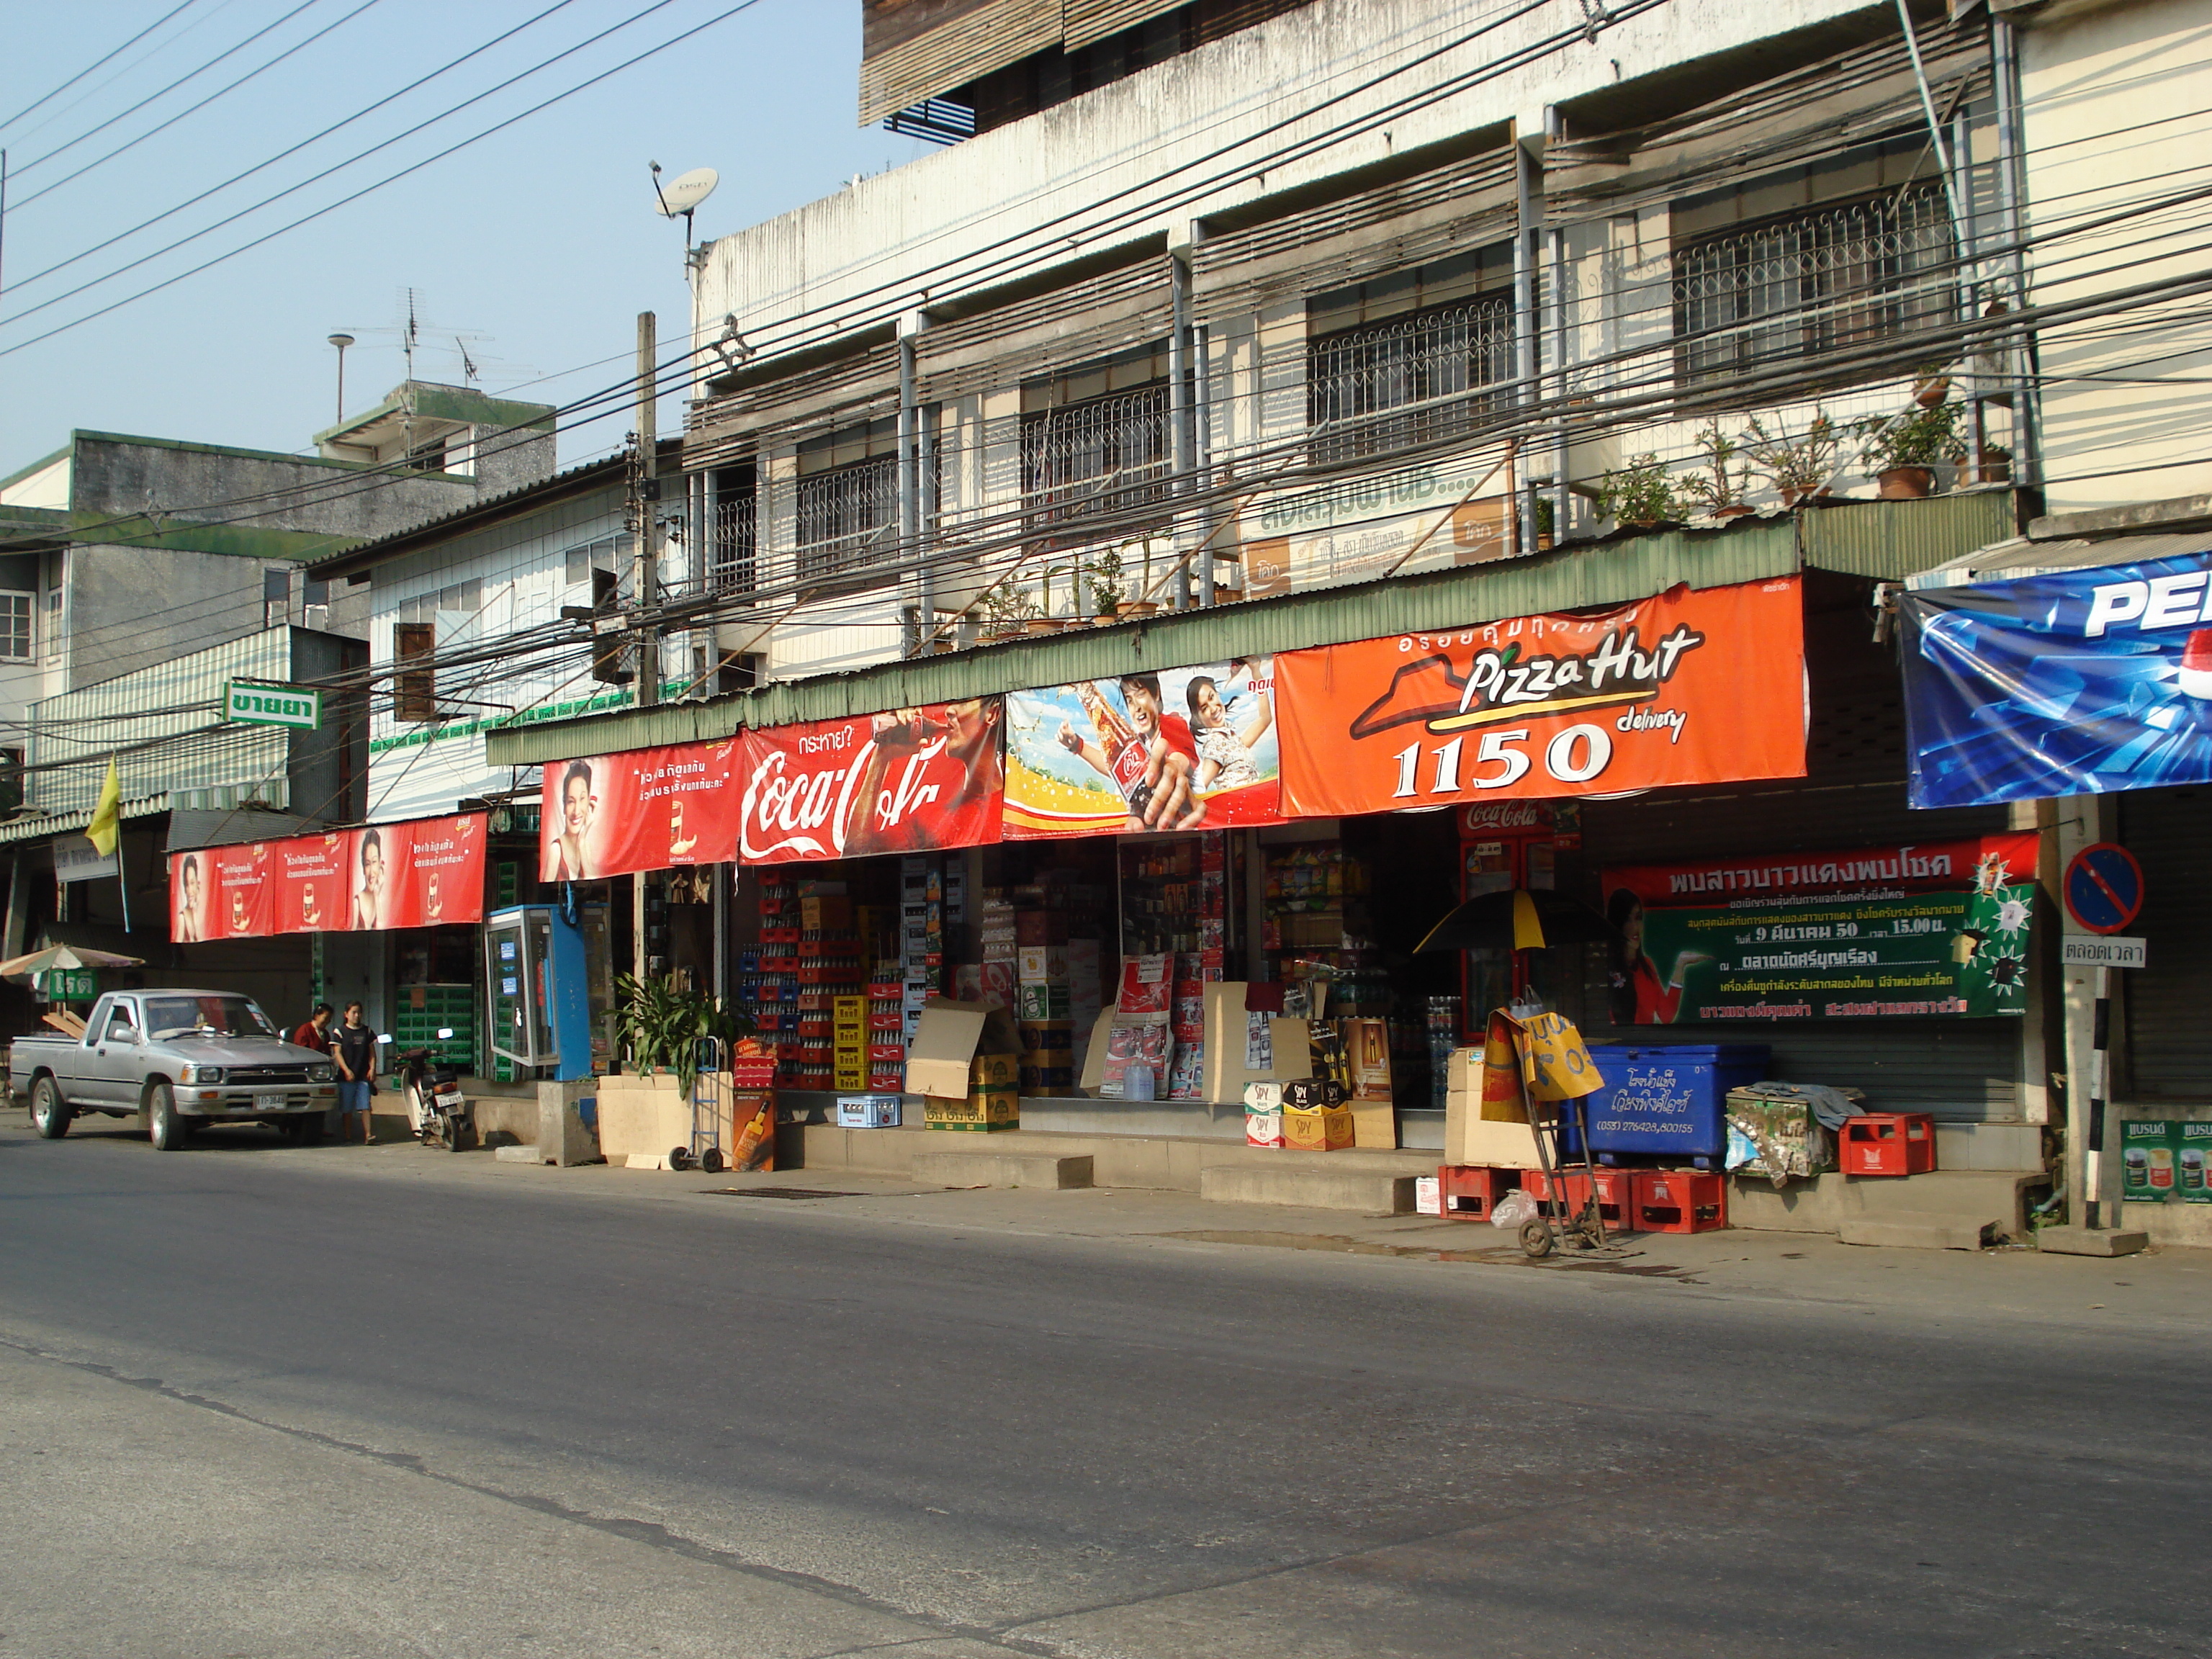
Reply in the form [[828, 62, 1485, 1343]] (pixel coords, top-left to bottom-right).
[[274, 830, 354, 935], [168, 812, 486, 941], [1273, 578, 1806, 817], [1599, 832, 2040, 1023], [1002, 659, 1280, 837], [539, 740, 741, 881], [735, 700, 1005, 864]]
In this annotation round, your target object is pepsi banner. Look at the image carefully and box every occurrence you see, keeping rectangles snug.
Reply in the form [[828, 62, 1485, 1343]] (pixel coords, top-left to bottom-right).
[[1902, 549, 2212, 807]]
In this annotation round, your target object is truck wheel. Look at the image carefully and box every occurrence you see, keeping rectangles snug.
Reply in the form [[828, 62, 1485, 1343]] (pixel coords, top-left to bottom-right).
[[30, 1077, 71, 1139], [145, 1084, 191, 1151]]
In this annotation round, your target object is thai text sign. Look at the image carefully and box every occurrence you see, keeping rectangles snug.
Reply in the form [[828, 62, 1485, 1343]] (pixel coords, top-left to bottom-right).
[[541, 740, 742, 881], [223, 680, 323, 729], [1599, 832, 2040, 1023], [1902, 549, 2212, 806], [1274, 577, 1806, 817], [1003, 658, 1281, 837]]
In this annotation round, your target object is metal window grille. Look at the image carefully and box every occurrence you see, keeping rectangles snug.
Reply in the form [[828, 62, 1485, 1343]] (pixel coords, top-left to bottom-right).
[[711, 490, 757, 593], [1307, 296, 1514, 467], [1021, 383, 1172, 534], [1673, 185, 1955, 388], [795, 455, 899, 582]]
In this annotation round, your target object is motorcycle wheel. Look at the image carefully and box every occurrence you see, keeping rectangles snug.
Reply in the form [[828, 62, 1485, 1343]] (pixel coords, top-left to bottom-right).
[[444, 1115, 466, 1151]]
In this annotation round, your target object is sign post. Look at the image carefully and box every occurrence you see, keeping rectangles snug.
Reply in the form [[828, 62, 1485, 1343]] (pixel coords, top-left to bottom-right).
[[2062, 842, 2146, 1231]]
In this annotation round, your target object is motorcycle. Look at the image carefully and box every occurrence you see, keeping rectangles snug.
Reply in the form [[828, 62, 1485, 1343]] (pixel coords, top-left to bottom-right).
[[395, 1038, 473, 1152]]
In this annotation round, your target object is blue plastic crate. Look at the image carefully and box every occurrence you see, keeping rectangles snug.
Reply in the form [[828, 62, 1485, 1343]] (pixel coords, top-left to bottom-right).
[[1558, 1045, 1769, 1165]]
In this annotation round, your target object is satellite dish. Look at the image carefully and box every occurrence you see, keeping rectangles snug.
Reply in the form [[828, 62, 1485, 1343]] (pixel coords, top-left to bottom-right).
[[653, 166, 719, 217]]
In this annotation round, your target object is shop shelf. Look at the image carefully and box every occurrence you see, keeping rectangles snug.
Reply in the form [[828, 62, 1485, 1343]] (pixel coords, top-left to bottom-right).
[[1631, 1169, 1727, 1233], [1841, 1113, 1936, 1177]]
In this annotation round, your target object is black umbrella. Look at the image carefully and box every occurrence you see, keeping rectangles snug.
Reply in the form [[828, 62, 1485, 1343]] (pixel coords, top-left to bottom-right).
[[1416, 888, 1617, 953]]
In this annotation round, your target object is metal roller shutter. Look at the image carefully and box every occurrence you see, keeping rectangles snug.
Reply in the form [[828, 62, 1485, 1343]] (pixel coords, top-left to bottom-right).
[[2118, 787, 2212, 1104], [1568, 583, 2021, 1121]]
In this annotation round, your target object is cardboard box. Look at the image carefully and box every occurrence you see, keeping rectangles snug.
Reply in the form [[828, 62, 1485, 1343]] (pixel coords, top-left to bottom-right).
[[904, 998, 1020, 1100], [969, 1051, 1020, 1088], [836, 1094, 902, 1128], [1200, 981, 1313, 1105], [1443, 1101, 1543, 1168], [1349, 1101, 1397, 1151], [1283, 1103, 1355, 1152], [1244, 1081, 1284, 1110], [1017, 945, 1069, 985], [924, 1087, 1020, 1132], [1017, 982, 1073, 1021], [1017, 1017, 1073, 1051], [801, 895, 853, 930], [1413, 1175, 1442, 1215], [1246, 1109, 1285, 1148]]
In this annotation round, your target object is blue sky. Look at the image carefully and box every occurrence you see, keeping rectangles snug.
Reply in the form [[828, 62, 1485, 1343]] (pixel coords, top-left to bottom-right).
[[0, 0, 930, 475]]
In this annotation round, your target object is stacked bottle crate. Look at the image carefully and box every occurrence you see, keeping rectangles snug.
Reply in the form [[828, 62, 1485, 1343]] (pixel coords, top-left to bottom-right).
[[739, 876, 801, 1087], [791, 892, 864, 1092], [393, 984, 476, 1073]]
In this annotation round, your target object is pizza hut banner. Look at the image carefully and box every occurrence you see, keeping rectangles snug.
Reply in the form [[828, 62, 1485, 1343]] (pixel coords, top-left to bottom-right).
[[1002, 658, 1282, 838], [539, 739, 742, 882], [736, 700, 1004, 864], [1273, 577, 1807, 817], [169, 812, 487, 943]]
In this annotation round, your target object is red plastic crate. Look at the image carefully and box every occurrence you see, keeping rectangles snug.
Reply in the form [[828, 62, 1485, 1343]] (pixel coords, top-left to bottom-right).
[[1518, 1168, 1635, 1231], [1437, 1165, 1516, 1221], [1632, 1169, 1727, 1233], [1841, 1112, 1936, 1177]]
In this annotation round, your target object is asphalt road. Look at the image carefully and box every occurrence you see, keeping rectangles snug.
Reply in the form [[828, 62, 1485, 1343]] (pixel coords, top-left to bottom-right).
[[3, 1114, 2206, 1659]]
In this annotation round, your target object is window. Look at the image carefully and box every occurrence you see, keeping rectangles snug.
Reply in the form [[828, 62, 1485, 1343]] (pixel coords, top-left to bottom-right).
[[42, 586, 61, 660], [393, 621, 436, 721], [1308, 296, 1513, 468], [0, 591, 30, 660], [796, 418, 901, 583], [1672, 184, 1954, 390], [709, 465, 757, 594]]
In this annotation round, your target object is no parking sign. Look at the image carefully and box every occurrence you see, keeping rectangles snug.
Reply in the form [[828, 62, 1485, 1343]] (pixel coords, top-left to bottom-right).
[[2063, 842, 2144, 935]]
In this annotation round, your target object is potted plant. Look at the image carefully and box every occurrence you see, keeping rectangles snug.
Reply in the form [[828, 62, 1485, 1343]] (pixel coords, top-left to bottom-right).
[[1593, 455, 1681, 529], [613, 974, 749, 1101], [1678, 421, 1753, 518], [1853, 400, 1965, 500], [1085, 546, 1126, 621], [1743, 410, 1843, 506], [978, 585, 1036, 640]]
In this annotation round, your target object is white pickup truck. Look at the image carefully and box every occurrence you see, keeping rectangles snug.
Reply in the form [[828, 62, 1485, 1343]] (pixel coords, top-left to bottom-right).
[[12, 989, 338, 1150]]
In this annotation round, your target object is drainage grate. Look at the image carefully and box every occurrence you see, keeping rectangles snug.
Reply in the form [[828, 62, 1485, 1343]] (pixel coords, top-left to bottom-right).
[[700, 1187, 867, 1200]]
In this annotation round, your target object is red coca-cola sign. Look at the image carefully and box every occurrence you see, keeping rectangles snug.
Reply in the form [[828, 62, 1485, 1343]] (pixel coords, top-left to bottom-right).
[[736, 701, 1005, 865]]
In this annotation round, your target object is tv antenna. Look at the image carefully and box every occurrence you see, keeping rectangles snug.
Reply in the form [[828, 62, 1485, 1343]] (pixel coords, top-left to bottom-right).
[[650, 161, 718, 278]]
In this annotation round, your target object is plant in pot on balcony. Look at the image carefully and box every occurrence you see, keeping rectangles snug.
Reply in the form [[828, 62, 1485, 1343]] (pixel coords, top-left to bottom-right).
[[1743, 409, 1843, 506], [1678, 421, 1753, 518], [1593, 455, 1681, 529], [1084, 546, 1126, 621], [1853, 399, 1965, 500]]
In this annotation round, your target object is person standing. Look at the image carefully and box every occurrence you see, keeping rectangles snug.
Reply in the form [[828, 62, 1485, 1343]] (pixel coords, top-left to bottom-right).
[[331, 1002, 378, 1144], [290, 1003, 333, 1053]]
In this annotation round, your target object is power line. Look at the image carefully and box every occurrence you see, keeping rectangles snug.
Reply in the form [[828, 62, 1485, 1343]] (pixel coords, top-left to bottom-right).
[[0, 0, 204, 137]]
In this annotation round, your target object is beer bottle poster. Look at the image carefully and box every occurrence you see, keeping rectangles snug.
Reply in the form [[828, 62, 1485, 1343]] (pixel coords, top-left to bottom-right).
[[1597, 832, 2041, 1024], [1002, 658, 1282, 837]]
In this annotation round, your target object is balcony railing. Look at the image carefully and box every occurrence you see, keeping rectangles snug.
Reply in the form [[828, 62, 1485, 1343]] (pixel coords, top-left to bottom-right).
[[1021, 384, 1172, 535], [1307, 295, 1514, 468], [1673, 184, 1956, 388], [795, 455, 899, 583]]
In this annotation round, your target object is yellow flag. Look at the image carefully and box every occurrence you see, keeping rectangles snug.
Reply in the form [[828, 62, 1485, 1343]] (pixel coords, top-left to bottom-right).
[[86, 757, 121, 857]]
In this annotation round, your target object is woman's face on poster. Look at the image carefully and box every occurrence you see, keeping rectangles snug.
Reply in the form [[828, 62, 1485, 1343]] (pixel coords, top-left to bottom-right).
[[361, 840, 384, 891], [1191, 680, 1228, 729], [564, 775, 593, 836]]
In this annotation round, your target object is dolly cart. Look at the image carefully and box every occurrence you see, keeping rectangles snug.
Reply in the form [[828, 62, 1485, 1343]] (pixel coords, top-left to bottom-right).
[[667, 1037, 729, 1174], [1509, 1030, 1632, 1262]]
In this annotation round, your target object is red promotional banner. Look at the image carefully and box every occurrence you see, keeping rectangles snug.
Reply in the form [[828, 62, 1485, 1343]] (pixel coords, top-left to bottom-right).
[[273, 830, 353, 935], [539, 739, 741, 882], [736, 700, 1004, 864], [169, 812, 486, 942], [1274, 577, 1806, 817]]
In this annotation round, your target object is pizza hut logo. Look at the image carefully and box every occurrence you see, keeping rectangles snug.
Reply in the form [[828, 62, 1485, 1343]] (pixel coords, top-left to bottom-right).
[[1351, 623, 1707, 738]]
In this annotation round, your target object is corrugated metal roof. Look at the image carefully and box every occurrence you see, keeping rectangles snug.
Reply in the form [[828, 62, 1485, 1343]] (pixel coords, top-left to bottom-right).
[[1798, 487, 2016, 580], [1906, 527, 2212, 590], [0, 795, 168, 846], [487, 519, 1799, 765]]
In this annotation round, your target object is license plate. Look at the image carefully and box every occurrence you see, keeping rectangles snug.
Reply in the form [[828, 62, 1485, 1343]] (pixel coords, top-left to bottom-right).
[[254, 1092, 287, 1110]]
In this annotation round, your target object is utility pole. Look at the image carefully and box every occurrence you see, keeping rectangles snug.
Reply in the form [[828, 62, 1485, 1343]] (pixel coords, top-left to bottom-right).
[[631, 310, 659, 989]]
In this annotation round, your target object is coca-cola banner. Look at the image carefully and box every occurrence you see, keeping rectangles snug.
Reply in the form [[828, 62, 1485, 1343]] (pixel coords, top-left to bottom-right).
[[1274, 578, 1806, 817], [1002, 658, 1282, 838], [168, 811, 487, 943], [735, 701, 1005, 864], [539, 740, 741, 882]]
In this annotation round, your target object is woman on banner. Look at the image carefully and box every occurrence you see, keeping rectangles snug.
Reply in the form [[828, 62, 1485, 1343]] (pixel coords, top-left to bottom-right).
[[552, 760, 596, 879], [352, 829, 387, 931], [175, 855, 204, 942], [1186, 670, 1273, 793], [1605, 889, 1710, 1025]]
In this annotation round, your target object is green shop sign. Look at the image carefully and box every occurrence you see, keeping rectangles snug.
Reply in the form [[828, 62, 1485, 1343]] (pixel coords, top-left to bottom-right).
[[223, 680, 323, 729], [44, 968, 99, 1003], [1599, 832, 2041, 1025]]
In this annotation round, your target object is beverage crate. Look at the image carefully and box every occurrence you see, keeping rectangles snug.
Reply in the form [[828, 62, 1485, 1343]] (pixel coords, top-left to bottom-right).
[[1631, 1169, 1727, 1233], [1841, 1113, 1936, 1177]]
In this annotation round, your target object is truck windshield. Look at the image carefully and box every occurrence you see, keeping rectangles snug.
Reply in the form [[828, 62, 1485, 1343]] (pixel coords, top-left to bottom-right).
[[143, 997, 278, 1040]]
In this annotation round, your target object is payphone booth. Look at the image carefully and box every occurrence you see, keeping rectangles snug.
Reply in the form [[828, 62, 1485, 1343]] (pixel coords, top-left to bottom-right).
[[485, 904, 602, 1082], [1457, 801, 1580, 1040]]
